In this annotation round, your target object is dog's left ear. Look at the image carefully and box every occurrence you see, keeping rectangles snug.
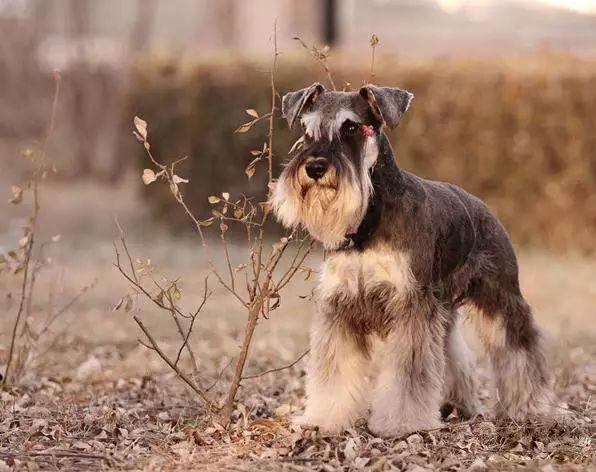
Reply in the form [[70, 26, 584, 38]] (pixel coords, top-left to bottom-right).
[[359, 85, 414, 129]]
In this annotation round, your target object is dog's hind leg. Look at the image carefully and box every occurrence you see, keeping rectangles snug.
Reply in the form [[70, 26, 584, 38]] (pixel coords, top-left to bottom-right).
[[295, 309, 370, 434], [470, 282, 557, 419], [441, 310, 481, 420]]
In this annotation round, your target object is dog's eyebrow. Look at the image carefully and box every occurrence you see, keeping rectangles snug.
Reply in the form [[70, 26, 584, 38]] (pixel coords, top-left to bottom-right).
[[300, 111, 323, 141], [301, 109, 362, 142], [331, 109, 361, 140]]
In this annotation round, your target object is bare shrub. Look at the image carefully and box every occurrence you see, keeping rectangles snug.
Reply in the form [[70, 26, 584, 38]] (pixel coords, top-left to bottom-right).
[[1, 73, 92, 388], [114, 26, 315, 426]]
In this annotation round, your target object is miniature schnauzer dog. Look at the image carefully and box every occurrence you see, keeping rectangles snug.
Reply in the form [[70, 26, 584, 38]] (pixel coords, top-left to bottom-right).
[[271, 82, 557, 437]]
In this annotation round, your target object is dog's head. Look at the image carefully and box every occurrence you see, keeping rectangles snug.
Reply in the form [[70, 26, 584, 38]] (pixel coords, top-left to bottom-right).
[[271, 83, 413, 249]]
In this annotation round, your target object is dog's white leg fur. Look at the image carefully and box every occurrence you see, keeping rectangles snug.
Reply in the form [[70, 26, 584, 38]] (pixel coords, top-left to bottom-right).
[[368, 310, 445, 437], [442, 311, 481, 418], [295, 311, 370, 433]]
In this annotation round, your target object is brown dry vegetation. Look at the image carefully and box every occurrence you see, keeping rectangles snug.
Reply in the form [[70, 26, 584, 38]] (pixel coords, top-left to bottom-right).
[[1, 176, 595, 471], [131, 54, 596, 253]]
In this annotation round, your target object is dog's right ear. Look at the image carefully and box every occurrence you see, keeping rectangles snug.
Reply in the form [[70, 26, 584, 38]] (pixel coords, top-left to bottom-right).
[[282, 82, 325, 129]]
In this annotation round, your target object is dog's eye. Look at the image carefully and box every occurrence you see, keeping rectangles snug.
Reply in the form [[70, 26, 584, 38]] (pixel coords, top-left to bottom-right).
[[342, 121, 359, 136]]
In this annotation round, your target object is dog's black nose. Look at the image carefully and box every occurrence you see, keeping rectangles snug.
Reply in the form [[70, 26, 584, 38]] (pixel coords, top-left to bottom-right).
[[305, 158, 329, 181]]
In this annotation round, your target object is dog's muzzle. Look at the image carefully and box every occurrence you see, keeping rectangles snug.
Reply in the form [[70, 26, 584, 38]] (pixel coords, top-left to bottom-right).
[[304, 157, 329, 181]]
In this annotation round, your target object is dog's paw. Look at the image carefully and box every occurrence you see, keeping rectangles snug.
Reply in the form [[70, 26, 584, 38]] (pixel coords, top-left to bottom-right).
[[367, 413, 441, 438], [292, 413, 349, 436]]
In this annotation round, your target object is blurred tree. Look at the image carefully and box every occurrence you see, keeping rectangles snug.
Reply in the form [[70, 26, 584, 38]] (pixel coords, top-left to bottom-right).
[[214, 0, 237, 51], [130, 0, 156, 53], [322, 0, 337, 46], [0, 0, 50, 137], [68, 0, 94, 176]]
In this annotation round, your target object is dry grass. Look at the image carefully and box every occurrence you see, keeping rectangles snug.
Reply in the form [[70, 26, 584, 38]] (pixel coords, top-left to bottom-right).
[[0, 177, 594, 470], [0, 330, 594, 471]]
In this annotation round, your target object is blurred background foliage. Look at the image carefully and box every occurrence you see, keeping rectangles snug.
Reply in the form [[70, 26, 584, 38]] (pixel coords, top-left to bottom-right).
[[129, 55, 596, 253], [2, 0, 596, 253]]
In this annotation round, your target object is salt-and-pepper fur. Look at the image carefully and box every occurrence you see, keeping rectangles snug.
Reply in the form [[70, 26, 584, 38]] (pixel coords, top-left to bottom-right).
[[271, 82, 558, 437]]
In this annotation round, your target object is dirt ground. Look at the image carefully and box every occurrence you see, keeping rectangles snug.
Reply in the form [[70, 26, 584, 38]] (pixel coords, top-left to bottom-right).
[[1, 175, 595, 470]]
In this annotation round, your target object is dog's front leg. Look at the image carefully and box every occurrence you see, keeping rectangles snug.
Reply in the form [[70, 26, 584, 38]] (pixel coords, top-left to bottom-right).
[[368, 300, 446, 437], [296, 307, 369, 434]]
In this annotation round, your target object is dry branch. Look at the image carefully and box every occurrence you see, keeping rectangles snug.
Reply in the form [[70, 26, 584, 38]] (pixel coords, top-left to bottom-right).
[[133, 315, 216, 411], [368, 34, 379, 83], [242, 349, 310, 380], [293, 36, 337, 90], [2, 72, 61, 388], [118, 22, 315, 429]]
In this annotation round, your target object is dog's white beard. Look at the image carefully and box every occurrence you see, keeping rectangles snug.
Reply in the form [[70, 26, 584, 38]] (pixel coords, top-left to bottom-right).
[[301, 181, 364, 249], [271, 137, 378, 250]]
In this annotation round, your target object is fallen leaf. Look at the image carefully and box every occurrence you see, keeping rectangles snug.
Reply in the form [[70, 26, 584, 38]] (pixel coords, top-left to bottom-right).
[[469, 457, 487, 471], [274, 404, 291, 417], [72, 441, 91, 450], [344, 437, 358, 461], [76, 355, 102, 381]]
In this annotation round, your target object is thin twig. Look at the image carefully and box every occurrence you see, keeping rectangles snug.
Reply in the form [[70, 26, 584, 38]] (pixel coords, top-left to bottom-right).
[[2, 72, 61, 389], [133, 315, 217, 412], [242, 349, 309, 380], [293, 36, 337, 90], [368, 34, 379, 83], [140, 140, 208, 246], [267, 26, 278, 189], [115, 217, 138, 284], [2, 237, 34, 387], [173, 276, 210, 377], [37, 283, 93, 338], [113, 234, 207, 384], [212, 267, 247, 307], [0, 450, 109, 462], [113, 243, 193, 323], [221, 233, 236, 292], [205, 357, 234, 393], [275, 240, 316, 291]]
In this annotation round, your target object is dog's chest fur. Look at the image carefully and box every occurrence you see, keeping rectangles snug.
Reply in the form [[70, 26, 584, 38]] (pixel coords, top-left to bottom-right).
[[317, 244, 415, 335]]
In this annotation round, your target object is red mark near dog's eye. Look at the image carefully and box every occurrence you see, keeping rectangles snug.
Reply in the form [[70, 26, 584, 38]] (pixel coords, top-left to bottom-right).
[[361, 125, 375, 137]]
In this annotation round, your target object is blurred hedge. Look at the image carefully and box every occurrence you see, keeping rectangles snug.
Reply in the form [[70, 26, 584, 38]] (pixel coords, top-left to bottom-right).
[[127, 55, 596, 253]]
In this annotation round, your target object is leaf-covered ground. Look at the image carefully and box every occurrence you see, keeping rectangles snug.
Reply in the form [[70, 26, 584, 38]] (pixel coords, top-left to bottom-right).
[[1, 179, 595, 470], [1, 331, 594, 471]]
